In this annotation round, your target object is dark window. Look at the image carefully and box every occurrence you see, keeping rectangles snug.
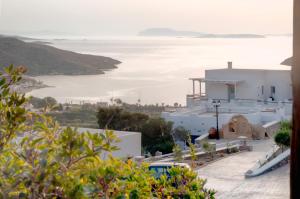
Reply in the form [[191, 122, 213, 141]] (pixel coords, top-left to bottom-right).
[[261, 86, 264, 95], [271, 86, 276, 94]]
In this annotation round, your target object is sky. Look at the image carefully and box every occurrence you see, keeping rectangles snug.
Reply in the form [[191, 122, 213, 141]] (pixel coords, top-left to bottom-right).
[[0, 0, 293, 37]]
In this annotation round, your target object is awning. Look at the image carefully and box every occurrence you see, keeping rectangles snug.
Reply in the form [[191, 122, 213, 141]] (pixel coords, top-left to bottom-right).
[[189, 78, 244, 85]]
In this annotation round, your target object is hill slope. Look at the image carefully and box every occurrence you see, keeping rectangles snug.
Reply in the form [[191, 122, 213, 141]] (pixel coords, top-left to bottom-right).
[[0, 37, 121, 76]]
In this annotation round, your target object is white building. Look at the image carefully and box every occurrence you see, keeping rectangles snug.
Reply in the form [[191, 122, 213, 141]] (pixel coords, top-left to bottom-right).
[[162, 63, 292, 138], [188, 62, 292, 106], [77, 128, 141, 159]]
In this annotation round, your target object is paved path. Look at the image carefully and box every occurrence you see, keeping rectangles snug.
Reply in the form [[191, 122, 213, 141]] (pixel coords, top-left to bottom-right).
[[197, 140, 290, 199]]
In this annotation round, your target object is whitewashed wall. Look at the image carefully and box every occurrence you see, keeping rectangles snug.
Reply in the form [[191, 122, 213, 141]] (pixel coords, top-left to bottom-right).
[[205, 69, 291, 101], [109, 133, 141, 158], [163, 110, 287, 137], [77, 128, 141, 159]]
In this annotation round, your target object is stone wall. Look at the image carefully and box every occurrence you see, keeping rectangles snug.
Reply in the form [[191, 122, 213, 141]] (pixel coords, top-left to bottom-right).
[[221, 115, 269, 139]]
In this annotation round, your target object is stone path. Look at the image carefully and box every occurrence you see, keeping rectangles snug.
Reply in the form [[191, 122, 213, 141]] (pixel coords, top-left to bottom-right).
[[197, 140, 290, 199]]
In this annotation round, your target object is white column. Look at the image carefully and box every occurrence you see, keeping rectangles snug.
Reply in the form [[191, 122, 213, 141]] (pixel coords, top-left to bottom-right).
[[192, 80, 195, 95], [199, 80, 202, 97], [234, 83, 237, 99]]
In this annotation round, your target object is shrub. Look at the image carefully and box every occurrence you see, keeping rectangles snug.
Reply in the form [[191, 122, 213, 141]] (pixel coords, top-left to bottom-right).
[[203, 142, 216, 160], [275, 129, 291, 151], [274, 121, 291, 152], [279, 120, 292, 131], [188, 136, 197, 168], [173, 144, 183, 162]]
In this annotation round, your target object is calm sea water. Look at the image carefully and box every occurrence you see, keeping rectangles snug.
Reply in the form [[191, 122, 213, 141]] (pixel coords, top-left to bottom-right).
[[28, 36, 292, 105]]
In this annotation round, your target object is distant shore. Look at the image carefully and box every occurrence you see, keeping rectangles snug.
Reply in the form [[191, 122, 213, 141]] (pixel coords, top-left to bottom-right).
[[0, 36, 121, 76], [139, 28, 265, 38], [15, 76, 50, 93]]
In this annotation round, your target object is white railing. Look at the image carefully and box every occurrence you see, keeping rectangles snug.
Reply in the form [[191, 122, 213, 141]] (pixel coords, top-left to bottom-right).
[[143, 140, 242, 163], [245, 148, 290, 177]]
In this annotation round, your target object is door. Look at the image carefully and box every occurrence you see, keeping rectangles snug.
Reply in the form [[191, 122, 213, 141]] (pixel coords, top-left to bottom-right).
[[228, 84, 235, 102]]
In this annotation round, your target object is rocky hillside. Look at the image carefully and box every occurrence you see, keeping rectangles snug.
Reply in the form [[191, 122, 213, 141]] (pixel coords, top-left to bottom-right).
[[0, 36, 121, 76]]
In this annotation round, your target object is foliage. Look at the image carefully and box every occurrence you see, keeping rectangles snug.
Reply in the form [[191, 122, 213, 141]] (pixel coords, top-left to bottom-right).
[[141, 118, 174, 155], [29, 96, 58, 109], [188, 137, 197, 168], [97, 107, 149, 131], [202, 142, 216, 160], [49, 109, 98, 129], [153, 166, 215, 198], [279, 120, 292, 131], [172, 126, 190, 143], [274, 121, 291, 151], [97, 107, 175, 155], [173, 144, 183, 162], [275, 130, 291, 150], [0, 65, 215, 198]]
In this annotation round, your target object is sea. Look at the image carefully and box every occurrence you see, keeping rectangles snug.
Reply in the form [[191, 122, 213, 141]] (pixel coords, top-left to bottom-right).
[[28, 36, 292, 106]]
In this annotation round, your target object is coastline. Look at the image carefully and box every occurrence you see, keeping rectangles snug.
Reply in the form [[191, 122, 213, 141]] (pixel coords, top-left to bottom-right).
[[16, 76, 51, 93]]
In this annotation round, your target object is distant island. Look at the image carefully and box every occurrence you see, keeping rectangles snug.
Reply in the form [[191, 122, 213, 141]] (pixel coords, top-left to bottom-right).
[[0, 36, 121, 76], [138, 28, 265, 38]]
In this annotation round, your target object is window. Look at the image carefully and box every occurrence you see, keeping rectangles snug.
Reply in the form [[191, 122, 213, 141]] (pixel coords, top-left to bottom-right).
[[261, 86, 264, 95], [271, 86, 276, 94]]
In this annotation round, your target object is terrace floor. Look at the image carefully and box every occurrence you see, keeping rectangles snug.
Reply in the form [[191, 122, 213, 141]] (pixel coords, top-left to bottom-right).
[[197, 139, 290, 199]]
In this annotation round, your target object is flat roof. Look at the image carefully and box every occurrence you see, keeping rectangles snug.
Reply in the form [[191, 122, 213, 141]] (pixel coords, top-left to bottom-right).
[[205, 68, 291, 72], [74, 127, 141, 137], [189, 78, 244, 84]]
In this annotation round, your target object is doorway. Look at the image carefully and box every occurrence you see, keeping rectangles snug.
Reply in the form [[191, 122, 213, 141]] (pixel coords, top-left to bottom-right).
[[228, 84, 235, 102]]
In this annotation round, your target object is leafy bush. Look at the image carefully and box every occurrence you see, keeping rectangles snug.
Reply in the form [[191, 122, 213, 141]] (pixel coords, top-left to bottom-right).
[[0, 65, 215, 198], [274, 121, 291, 151], [279, 120, 292, 131], [275, 129, 291, 151], [203, 142, 216, 160], [188, 136, 197, 168]]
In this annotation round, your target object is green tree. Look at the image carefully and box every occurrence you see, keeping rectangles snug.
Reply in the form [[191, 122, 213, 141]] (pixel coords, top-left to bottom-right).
[[97, 107, 123, 129], [29, 96, 46, 108], [97, 107, 149, 131], [43, 96, 57, 107], [141, 117, 174, 155], [97, 108, 174, 154]]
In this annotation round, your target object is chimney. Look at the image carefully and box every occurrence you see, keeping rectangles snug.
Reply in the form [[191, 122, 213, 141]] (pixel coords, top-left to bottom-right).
[[228, 61, 233, 69]]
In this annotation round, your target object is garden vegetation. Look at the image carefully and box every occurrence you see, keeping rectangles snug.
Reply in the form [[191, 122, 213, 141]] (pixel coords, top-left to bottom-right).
[[0, 65, 215, 198]]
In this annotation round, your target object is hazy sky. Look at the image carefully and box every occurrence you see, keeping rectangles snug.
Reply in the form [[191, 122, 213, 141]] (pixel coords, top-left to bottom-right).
[[0, 0, 293, 36]]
